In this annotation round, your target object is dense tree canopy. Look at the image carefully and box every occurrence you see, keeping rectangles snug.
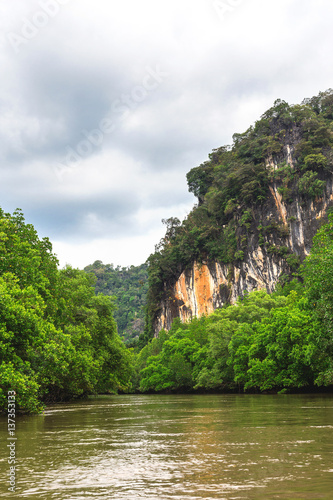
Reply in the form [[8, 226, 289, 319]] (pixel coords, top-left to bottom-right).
[[134, 285, 329, 394], [0, 209, 133, 414], [302, 212, 333, 385]]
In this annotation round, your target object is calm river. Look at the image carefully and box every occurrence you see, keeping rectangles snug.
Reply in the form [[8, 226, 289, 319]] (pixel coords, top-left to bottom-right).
[[0, 394, 332, 499]]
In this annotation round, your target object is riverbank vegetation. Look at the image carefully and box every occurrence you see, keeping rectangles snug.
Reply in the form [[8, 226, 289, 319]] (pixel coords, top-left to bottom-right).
[[0, 209, 133, 414], [1, 209, 332, 414], [134, 213, 333, 394]]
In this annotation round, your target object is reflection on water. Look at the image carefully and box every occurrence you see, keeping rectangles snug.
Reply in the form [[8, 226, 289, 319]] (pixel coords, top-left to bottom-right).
[[1, 394, 332, 499]]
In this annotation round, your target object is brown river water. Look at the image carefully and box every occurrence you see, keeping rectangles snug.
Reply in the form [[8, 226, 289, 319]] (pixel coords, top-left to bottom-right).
[[0, 393, 332, 499]]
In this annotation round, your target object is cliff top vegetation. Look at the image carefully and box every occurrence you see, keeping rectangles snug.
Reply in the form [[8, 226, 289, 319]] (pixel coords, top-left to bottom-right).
[[143, 89, 333, 344]]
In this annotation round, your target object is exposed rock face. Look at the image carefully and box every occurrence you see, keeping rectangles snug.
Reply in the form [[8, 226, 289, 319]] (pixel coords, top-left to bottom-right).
[[154, 165, 333, 335]]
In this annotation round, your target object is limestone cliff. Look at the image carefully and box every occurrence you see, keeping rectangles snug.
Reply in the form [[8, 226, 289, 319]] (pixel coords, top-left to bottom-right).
[[154, 174, 333, 333], [147, 91, 333, 337]]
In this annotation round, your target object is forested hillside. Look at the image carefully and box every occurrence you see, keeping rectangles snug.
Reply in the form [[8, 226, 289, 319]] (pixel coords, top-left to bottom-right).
[[134, 213, 333, 393], [145, 89, 333, 341], [0, 209, 133, 414], [84, 261, 148, 344]]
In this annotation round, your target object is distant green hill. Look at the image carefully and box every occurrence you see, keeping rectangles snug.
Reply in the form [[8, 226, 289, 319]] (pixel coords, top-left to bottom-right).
[[84, 261, 148, 344]]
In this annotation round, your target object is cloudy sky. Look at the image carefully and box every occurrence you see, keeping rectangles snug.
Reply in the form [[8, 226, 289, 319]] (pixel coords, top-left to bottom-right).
[[1, 0, 333, 269]]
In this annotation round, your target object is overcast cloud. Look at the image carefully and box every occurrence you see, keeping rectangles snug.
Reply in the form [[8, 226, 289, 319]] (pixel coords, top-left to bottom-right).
[[1, 0, 333, 268]]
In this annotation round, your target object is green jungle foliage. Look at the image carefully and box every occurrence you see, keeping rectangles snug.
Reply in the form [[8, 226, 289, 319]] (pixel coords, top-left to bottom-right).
[[84, 261, 148, 345], [2, 92, 333, 412], [144, 90, 333, 342], [133, 215, 333, 393], [0, 209, 133, 414]]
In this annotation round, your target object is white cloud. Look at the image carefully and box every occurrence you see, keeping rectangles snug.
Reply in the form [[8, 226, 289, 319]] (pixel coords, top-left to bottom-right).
[[1, 0, 333, 267]]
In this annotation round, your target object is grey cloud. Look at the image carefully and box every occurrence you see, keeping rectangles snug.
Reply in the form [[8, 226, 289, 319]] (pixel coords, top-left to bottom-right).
[[18, 193, 141, 242], [10, 58, 126, 155], [1, 0, 333, 267]]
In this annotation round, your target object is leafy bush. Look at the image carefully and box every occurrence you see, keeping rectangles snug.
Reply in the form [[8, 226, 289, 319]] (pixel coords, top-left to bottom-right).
[[303, 153, 328, 171], [298, 171, 326, 199]]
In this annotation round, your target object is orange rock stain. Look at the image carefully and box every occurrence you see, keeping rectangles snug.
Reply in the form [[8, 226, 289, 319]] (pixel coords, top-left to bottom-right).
[[174, 264, 216, 321], [269, 185, 287, 224]]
